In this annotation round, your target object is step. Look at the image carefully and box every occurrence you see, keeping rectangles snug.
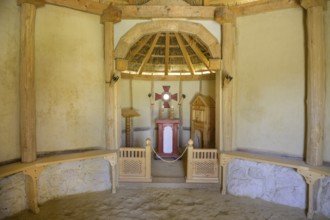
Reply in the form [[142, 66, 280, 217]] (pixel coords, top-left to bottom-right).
[[119, 177, 220, 189]]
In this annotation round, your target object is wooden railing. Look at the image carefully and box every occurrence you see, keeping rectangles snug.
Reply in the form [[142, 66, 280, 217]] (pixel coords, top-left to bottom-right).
[[119, 139, 152, 182], [186, 139, 219, 183]]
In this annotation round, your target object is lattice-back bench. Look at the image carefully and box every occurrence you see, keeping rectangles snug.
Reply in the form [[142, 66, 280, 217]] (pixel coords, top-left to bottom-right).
[[0, 150, 117, 214], [219, 151, 330, 219]]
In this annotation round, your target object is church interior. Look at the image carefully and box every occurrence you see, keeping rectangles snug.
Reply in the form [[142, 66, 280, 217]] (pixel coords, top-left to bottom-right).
[[1, 0, 330, 219]]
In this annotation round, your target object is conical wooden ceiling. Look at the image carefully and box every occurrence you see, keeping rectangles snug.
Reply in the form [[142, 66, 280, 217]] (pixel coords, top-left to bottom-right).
[[122, 32, 215, 77]]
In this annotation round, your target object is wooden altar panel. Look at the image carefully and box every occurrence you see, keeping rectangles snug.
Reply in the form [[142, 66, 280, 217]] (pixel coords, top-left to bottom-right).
[[156, 119, 180, 158]]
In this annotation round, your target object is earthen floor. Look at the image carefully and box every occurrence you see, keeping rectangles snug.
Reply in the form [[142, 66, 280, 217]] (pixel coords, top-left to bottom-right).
[[6, 159, 329, 220], [6, 187, 329, 220]]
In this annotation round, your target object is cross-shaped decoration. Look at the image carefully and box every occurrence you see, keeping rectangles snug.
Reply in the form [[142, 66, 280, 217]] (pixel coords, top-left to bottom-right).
[[155, 86, 178, 108]]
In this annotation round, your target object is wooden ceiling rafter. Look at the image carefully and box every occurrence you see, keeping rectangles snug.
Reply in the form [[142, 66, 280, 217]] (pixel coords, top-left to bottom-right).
[[165, 32, 170, 75], [137, 33, 161, 75], [127, 35, 153, 60], [181, 33, 213, 73], [175, 33, 195, 75]]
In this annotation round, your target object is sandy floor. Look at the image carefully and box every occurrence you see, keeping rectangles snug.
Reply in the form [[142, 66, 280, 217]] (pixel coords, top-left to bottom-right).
[[6, 187, 329, 220]]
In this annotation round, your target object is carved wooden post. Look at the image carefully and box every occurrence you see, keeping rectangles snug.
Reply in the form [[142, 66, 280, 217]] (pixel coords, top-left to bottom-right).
[[215, 8, 236, 152], [186, 139, 194, 181], [301, 0, 326, 166], [101, 6, 121, 150], [145, 138, 152, 181], [18, 0, 44, 163]]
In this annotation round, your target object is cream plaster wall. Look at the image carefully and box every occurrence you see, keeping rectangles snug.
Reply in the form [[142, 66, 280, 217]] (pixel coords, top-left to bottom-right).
[[325, 2, 330, 162], [120, 79, 215, 148], [236, 8, 305, 157], [0, 0, 20, 162], [35, 5, 105, 152]]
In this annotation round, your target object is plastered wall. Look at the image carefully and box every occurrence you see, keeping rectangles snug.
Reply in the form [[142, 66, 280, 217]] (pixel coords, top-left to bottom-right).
[[236, 8, 306, 158], [35, 5, 105, 152], [119, 79, 215, 148], [0, 0, 20, 162]]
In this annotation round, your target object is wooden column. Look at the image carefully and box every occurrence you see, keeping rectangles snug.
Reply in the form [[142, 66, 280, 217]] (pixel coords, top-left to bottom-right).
[[215, 8, 236, 152], [102, 6, 121, 150], [301, 0, 326, 166], [18, 0, 44, 163]]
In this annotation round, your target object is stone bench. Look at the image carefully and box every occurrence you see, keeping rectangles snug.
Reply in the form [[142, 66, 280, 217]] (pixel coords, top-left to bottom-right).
[[0, 150, 117, 214], [219, 151, 330, 219]]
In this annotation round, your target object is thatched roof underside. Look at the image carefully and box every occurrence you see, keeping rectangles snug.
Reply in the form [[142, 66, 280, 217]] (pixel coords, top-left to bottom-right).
[[123, 32, 214, 77]]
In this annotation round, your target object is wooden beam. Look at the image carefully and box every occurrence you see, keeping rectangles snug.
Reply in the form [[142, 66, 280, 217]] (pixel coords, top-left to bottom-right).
[[181, 33, 211, 70], [230, 0, 300, 16], [127, 35, 152, 60], [19, 2, 37, 163], [165, 32, 170, 75], [121, 73, 215, 81], [304, 2, 326, 166], [17, 0, 45, 7], [137, 33, 161, 75], [301, 0, 327, 9], [45, 0, 108, 14], [104, 22, 121, 150], [205, 0, 261, 5], [175, 33, 195, 75], [45, 1, 216, 18], [115, 58, 128, 71], [44, 0, 299, 18], [101, 5, 122, 23], [116, 5, 217, 19], [215, 6, 235, 23], [222, 22, 236, 152]]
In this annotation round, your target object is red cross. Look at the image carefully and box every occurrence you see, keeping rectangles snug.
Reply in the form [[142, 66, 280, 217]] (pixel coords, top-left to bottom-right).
[[155, 86, 178, 108]]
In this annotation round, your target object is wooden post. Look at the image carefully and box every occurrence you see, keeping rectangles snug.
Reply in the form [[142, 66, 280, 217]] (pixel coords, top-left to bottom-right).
[[145, 138, 152, 181], [102, 6, 121, 150], [215, 8, 236, 152], [18, 0, 44, 163], [301, 0, 326, 166], [186, 139, 194, 181]]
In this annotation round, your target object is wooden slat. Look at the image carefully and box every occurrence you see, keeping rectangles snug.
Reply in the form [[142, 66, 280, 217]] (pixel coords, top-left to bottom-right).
[[175, 33, 195, 75], [137, 33, 161, 75]]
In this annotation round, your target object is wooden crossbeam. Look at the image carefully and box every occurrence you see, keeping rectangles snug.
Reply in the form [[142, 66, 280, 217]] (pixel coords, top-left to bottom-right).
[[45, 0, 300, 17], [230, 0, 300, 16], [175, 33, 195, 75], [137, 33, 161, 75], [181, 33, 212, 72]]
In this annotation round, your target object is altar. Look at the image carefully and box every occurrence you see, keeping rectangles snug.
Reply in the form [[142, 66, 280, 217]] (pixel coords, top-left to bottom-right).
[[156, 119, 180, 158]]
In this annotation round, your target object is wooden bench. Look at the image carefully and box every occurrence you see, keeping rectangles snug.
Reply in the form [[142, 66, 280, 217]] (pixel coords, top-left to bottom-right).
[[219, 151, 330, 219], [0, 150, 117, 214]]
